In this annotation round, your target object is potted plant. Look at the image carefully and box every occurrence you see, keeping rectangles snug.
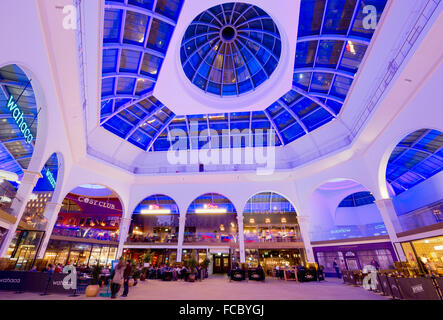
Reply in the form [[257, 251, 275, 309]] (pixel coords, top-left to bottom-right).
[[140, 267, 148, 281], [140, 252, 152, 281], [201, 257, 210, 279], [85, 264, 102, 297], [187, 258, 197, 282]]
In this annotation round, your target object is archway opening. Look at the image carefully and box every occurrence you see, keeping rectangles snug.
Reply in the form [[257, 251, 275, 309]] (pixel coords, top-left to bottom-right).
[[0, 64, 38, 256], [184, 193, 237, 273], [243, 191, 305, 274], [308, 179, 396, 277], [41, 184, 123, 270], [124, 194, 179, 266], [4, 152, 59, 270], [385, 129, 443, 273]]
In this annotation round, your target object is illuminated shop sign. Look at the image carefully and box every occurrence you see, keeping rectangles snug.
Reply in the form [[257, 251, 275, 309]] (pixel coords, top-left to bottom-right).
[[331, 228, 352, 234], [45, 169, 56, 189], [195, 203, 227, 214], [140, 204, 171, 214], [6, 96, 34, 144], [78, 196, 116, 210]]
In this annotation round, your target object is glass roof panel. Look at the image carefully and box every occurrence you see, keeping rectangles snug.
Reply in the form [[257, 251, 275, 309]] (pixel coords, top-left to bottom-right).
[[386, 129, 443, 195], [0, 64, 37, 179]]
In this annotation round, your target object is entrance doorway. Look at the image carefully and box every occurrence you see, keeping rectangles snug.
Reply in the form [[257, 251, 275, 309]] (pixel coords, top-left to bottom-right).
[[213, 253, 230, 273]]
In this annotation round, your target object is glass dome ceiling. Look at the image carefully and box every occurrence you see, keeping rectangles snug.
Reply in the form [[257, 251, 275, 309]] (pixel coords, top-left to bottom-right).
[[386, 129, 443, 195], [180, 2, 281, 97], [99, 0, 388, 152]]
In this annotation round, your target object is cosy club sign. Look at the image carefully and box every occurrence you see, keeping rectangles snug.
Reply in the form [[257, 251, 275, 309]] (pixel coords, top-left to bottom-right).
[[77, 196, 117, 210]]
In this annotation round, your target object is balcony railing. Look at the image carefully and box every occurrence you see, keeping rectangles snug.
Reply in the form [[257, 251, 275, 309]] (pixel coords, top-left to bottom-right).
[[398, 200, 443, 232], [52, 226, 119, 242], [183, 232, 237, 244], [126, 234, 178, 244]]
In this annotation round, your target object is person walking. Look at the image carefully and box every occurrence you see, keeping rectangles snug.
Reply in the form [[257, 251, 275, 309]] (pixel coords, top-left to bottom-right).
[[121, 260, 132, 297], [333, 258, 340, 279], [110, 260, 124, 299], [370, 258, 380, 270]]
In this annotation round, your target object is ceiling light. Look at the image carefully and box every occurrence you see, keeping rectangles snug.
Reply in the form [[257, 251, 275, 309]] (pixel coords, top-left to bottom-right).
[[0, 169, 19, 182]]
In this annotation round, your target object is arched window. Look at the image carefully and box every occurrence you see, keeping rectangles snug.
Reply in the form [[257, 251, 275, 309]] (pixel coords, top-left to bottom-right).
[[243, 192, 299, 243], [387, 129, 443, 195], [129, 194, 179, 244], [185, 193, 237, 244]]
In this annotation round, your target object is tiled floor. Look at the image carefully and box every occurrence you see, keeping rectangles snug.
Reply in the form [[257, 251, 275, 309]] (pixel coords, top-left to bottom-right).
[[0, 276, 387, 300]]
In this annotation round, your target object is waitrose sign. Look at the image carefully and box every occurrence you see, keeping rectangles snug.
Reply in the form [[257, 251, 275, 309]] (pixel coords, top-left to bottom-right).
[[6, 96, 34, 144]]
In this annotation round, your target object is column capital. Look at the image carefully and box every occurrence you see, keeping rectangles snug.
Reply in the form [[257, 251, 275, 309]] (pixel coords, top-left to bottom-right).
[[20, 170, 43, 185], [120, 217, 132, 223], [374, 198, 394, 206], [297, 215, 309, 223], [179, 216, 186, 222], [45, 202, 63, 210], [236, 215, 244, 223]]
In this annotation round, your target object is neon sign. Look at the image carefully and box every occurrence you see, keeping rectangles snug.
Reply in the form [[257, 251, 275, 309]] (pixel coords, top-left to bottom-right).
[[78, 196, 116, 210], [6, 96, 34, 144], [195, 203, 227, 214], [45, 168, 56, 189], [140, 204, 171, 214]]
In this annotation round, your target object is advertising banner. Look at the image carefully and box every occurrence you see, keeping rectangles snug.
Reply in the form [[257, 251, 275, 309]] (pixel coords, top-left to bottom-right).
[[0, 271, 26, 291], [396, 277, 441, 300]]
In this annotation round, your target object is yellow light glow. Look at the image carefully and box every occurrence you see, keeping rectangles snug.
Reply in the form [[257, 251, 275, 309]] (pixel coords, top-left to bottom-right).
[[347, 41, 356, 54]]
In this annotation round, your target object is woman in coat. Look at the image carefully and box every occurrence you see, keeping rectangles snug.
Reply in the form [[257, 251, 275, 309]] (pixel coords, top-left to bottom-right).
[[110, 261, 125, 299]]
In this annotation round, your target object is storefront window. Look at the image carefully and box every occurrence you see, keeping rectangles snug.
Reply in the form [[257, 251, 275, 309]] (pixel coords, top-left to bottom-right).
[[42, 240, 117, 267], [245, 249, 259, 268], [5, 230, 44, 270], [404, 236, 443, 276], [259, 249, 305, 275]]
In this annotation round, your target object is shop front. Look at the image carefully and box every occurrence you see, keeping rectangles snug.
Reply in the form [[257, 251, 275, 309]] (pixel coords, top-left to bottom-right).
[[401, 235, 443, 276], [5, 229, 45, 270], [124, 248, 177, 267], [245, 249, 306, 277], [43, 239, 117, 268], [313, 242, 397, 277]]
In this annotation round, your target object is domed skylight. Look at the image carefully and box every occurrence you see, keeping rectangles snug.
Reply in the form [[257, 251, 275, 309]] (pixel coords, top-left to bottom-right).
[[180, 2, 281, 97]]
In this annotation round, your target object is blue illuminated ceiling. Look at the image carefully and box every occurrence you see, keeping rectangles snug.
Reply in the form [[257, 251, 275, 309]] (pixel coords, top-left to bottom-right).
[[387, 129, 443, 195], [0, 64, 37, 180], [338, 191, 375, 207], [244, 192, 296, 214], [100, 0, 387, 152], [187, 193, 236, 214], [180, 2, 281, 97]]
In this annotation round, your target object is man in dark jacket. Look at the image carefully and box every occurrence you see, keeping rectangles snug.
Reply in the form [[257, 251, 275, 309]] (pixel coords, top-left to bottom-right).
[[121, 260, 132, 297]]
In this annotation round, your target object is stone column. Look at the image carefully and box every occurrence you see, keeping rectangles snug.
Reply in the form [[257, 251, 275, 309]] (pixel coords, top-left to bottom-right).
[[0, 170, 42, 257], [176, 215, 186, 262], [297, 215, 315, 263], [37, 202, 63, 259], [116, 217, 132, 259], [375, 199, 406, 261], [236, 215, 246, 263]]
